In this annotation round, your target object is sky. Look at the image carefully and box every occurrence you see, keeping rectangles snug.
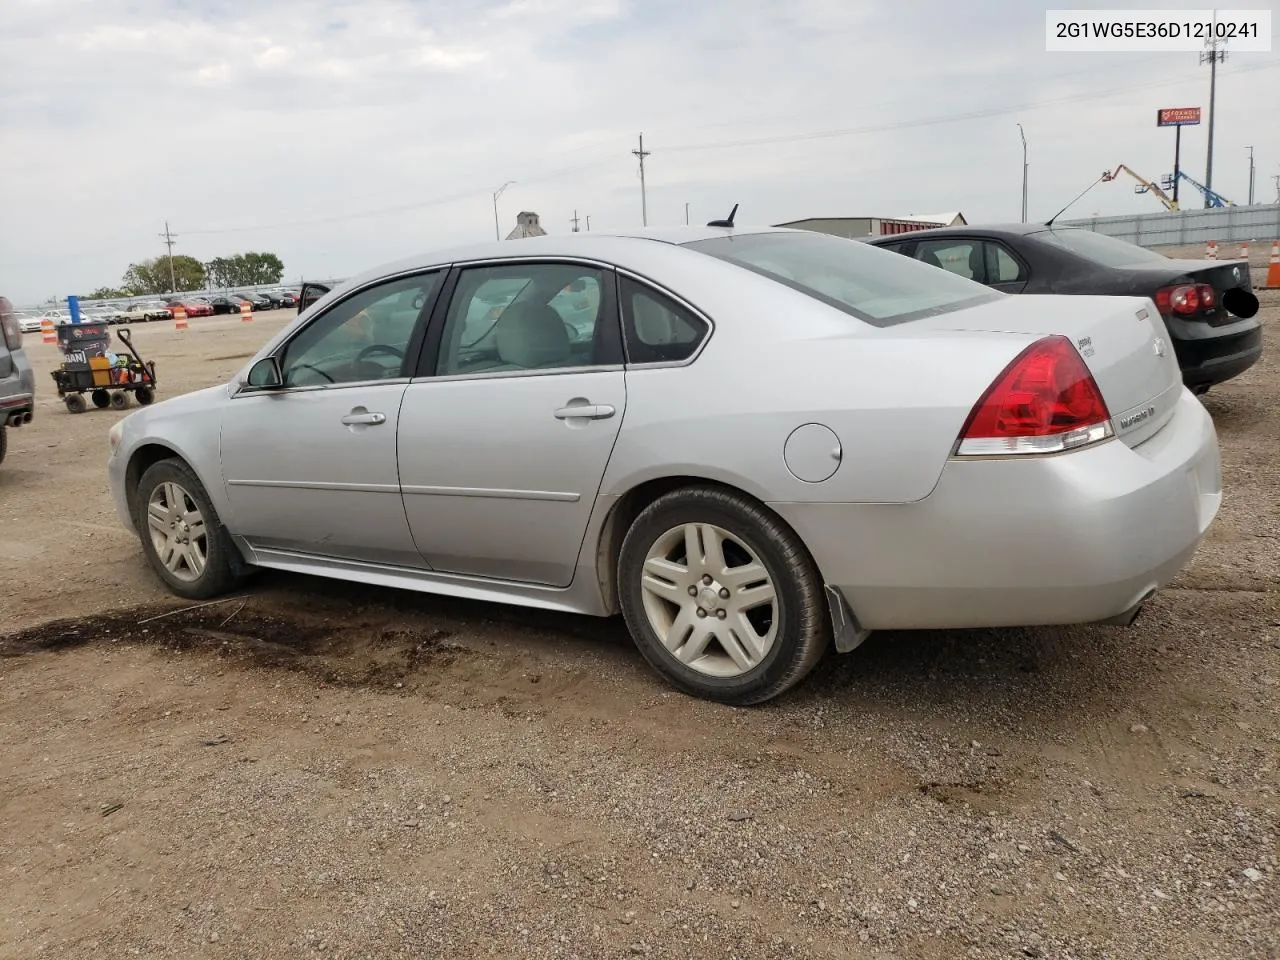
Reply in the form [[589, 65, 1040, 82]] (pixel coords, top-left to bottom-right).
[[1, 0, 1278, 305]]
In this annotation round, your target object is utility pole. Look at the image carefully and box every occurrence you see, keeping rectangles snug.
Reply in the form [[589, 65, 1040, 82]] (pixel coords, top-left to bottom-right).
[[684, 202, 690, 225], [585, 215, 591, 231], [493, 181, 514, 240], [1245, 146, 1255, 205], [1200, 31, 1227, 208], [159, 220, 178, 293], [1017, 123, 1028, 222], [570, 210, 581, 232], [632, 133, 651, 226], [1273, 174, 1280, 204]]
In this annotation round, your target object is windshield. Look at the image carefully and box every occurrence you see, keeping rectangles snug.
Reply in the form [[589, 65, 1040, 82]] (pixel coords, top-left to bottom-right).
[[1031, 227, 1170, 267], [682, 231, 999, 326]]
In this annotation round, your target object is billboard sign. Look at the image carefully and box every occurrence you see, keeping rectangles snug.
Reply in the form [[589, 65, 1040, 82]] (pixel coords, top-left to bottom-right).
[[1157, 107, 1201, 126]]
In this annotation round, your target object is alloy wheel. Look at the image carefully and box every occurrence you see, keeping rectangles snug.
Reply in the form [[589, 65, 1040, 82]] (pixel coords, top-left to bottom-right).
[[146, 481, 208, 583]]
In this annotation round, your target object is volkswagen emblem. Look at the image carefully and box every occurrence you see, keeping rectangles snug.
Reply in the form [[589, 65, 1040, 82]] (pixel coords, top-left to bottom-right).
[[1153, 337, 1167, 358]]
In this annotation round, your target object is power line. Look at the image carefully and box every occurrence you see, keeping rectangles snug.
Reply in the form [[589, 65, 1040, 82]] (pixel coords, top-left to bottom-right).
[[662, 60, 1280, 155]]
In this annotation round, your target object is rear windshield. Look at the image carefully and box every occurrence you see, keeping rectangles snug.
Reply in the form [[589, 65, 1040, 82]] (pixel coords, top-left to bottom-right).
[[1030, 227, 1171, 267], [682, 231, 999, 325]]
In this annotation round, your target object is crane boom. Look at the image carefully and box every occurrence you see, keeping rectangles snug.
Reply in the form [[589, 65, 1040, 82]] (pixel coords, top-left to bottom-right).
[[1168, 170, 1234, 208], [1101, 165, 1178, 210]]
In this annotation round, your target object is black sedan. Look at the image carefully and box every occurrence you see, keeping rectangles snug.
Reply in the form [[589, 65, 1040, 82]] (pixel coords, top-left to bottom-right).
[[868, 224, 1261, 393], [206, 295, 249, 315], [235, 292, 274, 311]]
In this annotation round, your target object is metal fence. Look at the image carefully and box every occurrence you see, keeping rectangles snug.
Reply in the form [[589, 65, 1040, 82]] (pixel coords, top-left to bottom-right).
[[1063, 203, 1280, 247]]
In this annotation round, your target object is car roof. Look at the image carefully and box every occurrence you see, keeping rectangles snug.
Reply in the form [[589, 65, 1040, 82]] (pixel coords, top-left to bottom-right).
[[334, 224, 798, 291], [867, 222, 1079, 243]]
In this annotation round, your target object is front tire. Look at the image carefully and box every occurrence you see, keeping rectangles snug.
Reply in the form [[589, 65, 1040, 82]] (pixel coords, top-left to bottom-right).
[[134, 458, 243, 600], [617, 486, 830, 705]]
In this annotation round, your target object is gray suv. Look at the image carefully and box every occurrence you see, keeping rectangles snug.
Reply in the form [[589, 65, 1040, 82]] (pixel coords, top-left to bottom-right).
[[0, 297, 36, 466]]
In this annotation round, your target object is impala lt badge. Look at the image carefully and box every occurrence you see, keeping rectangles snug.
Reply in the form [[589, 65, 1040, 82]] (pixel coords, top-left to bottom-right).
[[1119, 406, 1156, 430]]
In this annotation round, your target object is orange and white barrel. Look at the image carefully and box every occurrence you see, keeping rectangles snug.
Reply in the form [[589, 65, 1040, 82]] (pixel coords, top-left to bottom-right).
[[240, 301, 253, 323], [1240, 240, 1249, 260], [1265, 240, 1280, 290], [41, 317, 56, 344], [1205, 239, 1218, 259], [174, 305, 188, 330]]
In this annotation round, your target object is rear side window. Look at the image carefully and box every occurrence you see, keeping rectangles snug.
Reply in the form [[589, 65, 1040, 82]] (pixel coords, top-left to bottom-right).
[[684, 231, 999, 326], [618, 278, 709, 364], [913, 239, 983, 281]]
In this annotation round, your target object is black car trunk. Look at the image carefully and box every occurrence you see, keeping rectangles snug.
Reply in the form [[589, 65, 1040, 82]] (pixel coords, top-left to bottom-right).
[[1126, 258, 1259, 326]]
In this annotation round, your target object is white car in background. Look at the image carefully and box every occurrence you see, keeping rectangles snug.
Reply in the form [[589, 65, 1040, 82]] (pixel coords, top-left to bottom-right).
[[15, 313, 45, 333]]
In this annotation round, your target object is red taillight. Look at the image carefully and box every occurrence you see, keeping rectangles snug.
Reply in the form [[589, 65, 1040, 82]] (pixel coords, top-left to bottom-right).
[[1154, 283, 1214, 316], [956, 335, 1114, 456]]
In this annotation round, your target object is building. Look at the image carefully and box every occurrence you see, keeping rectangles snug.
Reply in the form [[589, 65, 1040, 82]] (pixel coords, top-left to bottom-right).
[[505, 211, 547, 240], [774, 211, 967, 239]]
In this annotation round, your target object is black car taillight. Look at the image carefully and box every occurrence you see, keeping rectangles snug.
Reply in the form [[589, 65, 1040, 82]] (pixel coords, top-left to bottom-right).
[[1154, 283, 1215, 317]]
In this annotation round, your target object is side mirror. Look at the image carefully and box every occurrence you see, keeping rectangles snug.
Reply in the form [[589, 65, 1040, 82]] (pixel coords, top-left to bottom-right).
[[246, 356, 284, 389]]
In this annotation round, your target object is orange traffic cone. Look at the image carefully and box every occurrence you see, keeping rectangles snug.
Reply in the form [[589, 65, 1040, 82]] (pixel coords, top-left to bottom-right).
[[1265, 240, 1280, 290], [174, 305, 188, 330], [240, 301, 253, 323], [1240, 240, 1249, 260], [1205, 239, 1218, 259], [41, 316, 56, 344]]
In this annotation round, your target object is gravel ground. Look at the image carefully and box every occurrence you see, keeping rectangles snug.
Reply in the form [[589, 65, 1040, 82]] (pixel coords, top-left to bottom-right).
[[1, 295, 1277, 960]]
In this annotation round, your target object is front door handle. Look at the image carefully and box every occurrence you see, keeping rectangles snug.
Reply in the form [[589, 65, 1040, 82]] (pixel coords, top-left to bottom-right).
[[553, 403, 616, 421], [341, 411, 386, 426]]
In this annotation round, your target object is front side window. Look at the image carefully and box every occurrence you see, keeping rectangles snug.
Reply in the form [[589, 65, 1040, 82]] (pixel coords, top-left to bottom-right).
[[436, 262, 611, 375], [279, 271, 440, 387], [684, 231, 998, 326]]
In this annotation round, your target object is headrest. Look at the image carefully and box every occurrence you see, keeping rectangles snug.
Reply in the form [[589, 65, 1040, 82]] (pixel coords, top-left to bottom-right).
[[496, 303, 571, 368]]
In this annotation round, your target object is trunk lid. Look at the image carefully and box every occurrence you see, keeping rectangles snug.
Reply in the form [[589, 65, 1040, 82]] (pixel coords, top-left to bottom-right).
[[910, 293, 1183, 448], [1126, 258, 1255, 326]]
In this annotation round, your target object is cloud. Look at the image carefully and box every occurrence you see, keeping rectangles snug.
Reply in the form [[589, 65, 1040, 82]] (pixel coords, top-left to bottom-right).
[[0, 0, 1276, 303]]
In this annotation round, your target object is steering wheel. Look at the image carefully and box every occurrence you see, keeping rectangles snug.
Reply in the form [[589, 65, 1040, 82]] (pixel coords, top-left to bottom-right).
[[356, 343, 405, 363], [288, 362, 335, 384]]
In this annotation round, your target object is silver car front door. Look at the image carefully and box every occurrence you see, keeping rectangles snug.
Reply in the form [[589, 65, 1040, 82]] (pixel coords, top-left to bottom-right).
[[219, 271, 442, 567], [398, 262, 626, 587]]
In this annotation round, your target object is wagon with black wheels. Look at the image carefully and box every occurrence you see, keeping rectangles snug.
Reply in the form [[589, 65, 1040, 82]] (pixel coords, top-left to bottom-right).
[[50, 323, 157, 414]]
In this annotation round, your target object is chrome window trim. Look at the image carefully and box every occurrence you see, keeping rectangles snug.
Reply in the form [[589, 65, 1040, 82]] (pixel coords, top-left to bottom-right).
[[408, 364, 624, 386]]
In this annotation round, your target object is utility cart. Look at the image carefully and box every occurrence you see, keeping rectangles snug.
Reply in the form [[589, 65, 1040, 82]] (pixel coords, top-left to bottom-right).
[[50, 322, 157, 413]]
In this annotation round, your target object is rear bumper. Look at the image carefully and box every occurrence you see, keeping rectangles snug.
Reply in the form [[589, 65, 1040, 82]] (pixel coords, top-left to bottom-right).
[[769, 389, 1221, 631], [0, 391, 34, 426], [1171, 320, 1262, 389]]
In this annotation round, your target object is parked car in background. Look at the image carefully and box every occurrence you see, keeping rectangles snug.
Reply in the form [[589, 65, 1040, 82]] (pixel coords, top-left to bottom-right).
[[867, 224, 1262, 394], [108, 225, 1221, 706], [118, 300, 172, 323], [208, 294, 249, 315], [166, 299, 214, 318], [0, 297, 36, 467], [235, 292, 273, 312], [274, 290, 298, 308], [15, 313, 44, 333]]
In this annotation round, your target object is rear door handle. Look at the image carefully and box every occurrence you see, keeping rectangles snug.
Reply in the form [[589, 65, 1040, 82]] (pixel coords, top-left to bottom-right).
[[341, 411, 386, 426], [553, 403, 615, 421]]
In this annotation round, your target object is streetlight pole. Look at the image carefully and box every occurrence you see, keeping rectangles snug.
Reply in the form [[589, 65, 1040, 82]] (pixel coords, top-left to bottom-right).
[[492, 181, 514, 240], [1246, 146, 1255, 205], [685, 202, 690, 225], [1017, 123, 1028, 222]]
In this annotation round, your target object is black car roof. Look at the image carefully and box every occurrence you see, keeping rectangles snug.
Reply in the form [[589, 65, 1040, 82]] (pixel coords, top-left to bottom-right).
[[867, 222, 1076, 243]]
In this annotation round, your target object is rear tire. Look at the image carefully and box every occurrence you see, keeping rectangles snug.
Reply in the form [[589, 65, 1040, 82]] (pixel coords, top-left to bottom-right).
[[134, 458, 244, 600], [135, 386, 155, 405], [110, 391, 129, 410], [65, 394, 86, 414], [617, 485, 830, 705], [91, 389, 111, 409]]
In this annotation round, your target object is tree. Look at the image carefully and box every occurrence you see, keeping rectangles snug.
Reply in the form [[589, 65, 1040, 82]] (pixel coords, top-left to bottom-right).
[[121, 255, 206, 295], [238, 251, 285, 285], [85, 285, 129, 300]]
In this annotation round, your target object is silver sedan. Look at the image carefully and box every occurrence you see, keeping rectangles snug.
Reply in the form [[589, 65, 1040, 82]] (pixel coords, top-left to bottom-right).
[[107, 225, 1222, 704]]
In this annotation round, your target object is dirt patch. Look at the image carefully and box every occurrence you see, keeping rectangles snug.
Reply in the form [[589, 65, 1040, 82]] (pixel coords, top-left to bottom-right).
[[0, 598, 477, 691]]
